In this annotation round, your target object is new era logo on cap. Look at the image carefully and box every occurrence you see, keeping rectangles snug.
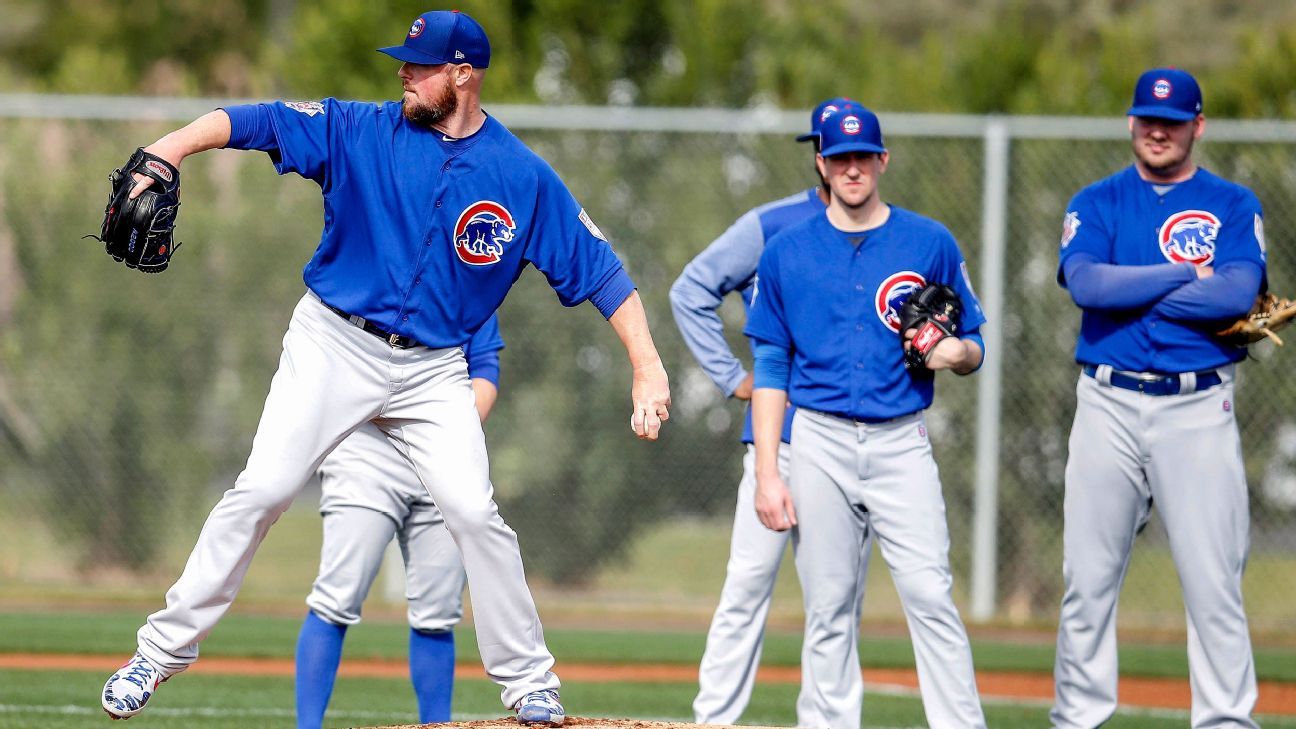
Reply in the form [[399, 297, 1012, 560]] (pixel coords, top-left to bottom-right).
[[379, 10, 491, 68]]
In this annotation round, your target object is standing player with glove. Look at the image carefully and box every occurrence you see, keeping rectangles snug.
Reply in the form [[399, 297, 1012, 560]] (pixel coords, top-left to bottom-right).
[[670, 98, 870, 727], [1052, 68, 1266, 729], [99, 9, 672, 725], [294, 315, 503, 729], [745, 102, 987, 729]]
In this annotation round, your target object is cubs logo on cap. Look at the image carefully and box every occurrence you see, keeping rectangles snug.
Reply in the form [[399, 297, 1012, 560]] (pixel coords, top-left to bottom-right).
[[1128, 67, 1202, 121], [875, 271, 926, 332], [454, 201, 515, 266], [819, 102, 886, 158], [379, 10, 491, 68], [1158, 210, 1219, 266]]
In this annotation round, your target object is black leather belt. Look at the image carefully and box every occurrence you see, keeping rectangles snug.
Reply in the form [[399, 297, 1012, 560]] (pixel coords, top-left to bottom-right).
[[1083, 364, 1221, 396], [317, 298, 421, 349]]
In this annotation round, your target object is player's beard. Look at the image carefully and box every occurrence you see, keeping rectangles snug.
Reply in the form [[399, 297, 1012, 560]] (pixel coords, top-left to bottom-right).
[[402, 83, 458, 128]]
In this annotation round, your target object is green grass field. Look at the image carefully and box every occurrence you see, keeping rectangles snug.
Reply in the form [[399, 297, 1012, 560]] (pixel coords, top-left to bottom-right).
[[2, 610, 1296, 728]]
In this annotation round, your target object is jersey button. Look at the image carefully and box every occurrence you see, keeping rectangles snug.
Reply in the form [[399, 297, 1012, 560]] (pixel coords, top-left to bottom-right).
[[856, 362, 864, 369], [855, 324, 864, 332], [403, 315, 410, 321], [443, 162, 451, 171], [435, 200, 442, 208], [855, 284, 864, 291]]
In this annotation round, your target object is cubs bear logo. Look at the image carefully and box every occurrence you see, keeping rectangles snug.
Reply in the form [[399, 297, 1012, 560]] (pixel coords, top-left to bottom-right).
[[819, 104, 841, 122], [875, 271, 926, 332], [841, 115, 862, 135], [408, 17, 426, 38], [454, 201, 515, 266], [1158, 210, 1220, 266], [285, 101, 325, 117], [1152, 79, 1172, 99]]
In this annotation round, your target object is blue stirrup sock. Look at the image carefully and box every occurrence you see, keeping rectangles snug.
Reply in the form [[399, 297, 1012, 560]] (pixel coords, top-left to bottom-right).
[[410, 628, 456, 722], [295, 610, 348, 729]]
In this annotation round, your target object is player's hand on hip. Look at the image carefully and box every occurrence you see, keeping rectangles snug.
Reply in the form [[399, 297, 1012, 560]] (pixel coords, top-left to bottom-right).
[[755, 470, 796, 531], [630, 358, 671, 440]]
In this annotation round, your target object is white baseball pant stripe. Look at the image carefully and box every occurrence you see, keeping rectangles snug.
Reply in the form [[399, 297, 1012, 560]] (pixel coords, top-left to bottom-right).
[[136, 293, 557, 708], [789, 409, 985, 729], [693, 444, 870, 727], [1052, 368, 1256, 729]]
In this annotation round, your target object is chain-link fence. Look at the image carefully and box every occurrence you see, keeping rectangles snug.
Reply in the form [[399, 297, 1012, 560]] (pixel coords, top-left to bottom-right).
[[0, 96, 1293, 633]]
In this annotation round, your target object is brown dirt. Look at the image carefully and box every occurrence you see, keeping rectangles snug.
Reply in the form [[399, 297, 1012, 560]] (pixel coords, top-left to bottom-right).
[[7, 653, 1295, 716]]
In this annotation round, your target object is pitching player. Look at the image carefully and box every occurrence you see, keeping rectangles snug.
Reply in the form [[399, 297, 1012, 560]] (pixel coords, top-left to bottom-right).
[[1052, 68, 1263, 729], [670, 97, 870, 727], [745, 102, 987, 729], [294, 315, 502, 729], [100, 10, 672, 725]]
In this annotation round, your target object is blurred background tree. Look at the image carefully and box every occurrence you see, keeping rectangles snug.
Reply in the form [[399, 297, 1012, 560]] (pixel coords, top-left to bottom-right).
[[0, 0, 1294, 117]]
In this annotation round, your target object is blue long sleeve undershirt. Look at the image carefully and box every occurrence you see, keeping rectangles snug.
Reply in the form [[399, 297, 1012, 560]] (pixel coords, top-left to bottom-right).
[[1150, 260, 1264, 321], [1061, 254, 1197, 310]]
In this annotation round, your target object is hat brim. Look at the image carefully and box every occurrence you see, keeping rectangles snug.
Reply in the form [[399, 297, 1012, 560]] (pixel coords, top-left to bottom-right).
[[820, 141, 886, 157], [1127, 105, 1198, 122], [795, 132, 818, 143], [378, 45, 456, 65]]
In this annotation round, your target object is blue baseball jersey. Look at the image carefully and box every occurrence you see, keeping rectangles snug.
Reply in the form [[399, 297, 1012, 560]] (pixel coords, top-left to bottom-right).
[[745, 207, 986, 421], [222, 99, 635, 348], [1058, 166, 1266, 372], [670, 188, 827, 443], [465, 314, 504, 387]]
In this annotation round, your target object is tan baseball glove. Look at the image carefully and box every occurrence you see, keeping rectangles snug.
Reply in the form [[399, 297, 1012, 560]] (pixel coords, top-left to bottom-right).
[[1216, 292, 1296, 346]]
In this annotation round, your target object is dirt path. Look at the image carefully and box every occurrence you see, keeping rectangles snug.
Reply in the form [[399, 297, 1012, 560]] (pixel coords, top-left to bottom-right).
[[6, 653, 1294, 716]]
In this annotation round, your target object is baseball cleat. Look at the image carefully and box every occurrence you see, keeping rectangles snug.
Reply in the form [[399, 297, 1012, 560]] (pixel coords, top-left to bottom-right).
[[514, 689, 565, 726], [101, 652, 167, 719]]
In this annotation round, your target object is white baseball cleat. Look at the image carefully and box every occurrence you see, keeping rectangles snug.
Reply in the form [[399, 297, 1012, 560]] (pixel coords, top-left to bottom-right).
[[101, 652, 167, 720], [515, 689, 566, 726]]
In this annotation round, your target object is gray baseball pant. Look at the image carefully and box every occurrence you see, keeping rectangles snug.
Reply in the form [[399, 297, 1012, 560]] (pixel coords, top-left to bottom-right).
[[693, 443, 869, 727], [1052, 367, 1256, 729], [789, 409, 985, 729], [135, 293, 558, 709]]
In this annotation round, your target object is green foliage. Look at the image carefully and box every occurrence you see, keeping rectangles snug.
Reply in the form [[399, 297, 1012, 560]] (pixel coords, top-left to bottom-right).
[[4, 1, 1296, 117]]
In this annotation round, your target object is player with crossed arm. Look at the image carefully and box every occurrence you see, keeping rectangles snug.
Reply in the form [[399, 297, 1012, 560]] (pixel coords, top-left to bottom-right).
[[99, 10, 671, 725], [1052, 67, 1264, 729], [745, 102, 987, 729], [670, 98, 870, 727], [294, 315, 503, 729]]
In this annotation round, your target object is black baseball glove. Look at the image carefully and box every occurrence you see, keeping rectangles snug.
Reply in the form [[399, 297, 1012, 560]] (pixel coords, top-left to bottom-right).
[[89, 148, 182, 273], [898, 283, 963, 372]]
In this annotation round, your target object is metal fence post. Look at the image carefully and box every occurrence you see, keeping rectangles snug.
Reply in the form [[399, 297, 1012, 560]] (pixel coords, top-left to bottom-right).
[[970, 118, 1009, 621]]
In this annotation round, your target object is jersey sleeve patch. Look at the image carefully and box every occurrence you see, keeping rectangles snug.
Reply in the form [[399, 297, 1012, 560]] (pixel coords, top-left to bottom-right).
[[578, 208, 607, 241], [284, 101, 326, 117]]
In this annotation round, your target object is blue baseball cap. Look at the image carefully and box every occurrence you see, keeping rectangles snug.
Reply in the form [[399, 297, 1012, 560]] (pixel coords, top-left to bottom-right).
[[818, 103, 886, 158], [1127, 67, 1202, 121], [378, 10, 491, 68], [796, 97, 853, 143]]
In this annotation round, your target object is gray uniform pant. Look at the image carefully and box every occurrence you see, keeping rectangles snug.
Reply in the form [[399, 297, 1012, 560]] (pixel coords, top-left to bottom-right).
[[693, 444, 869, 727], [309, 423, 466, 632], [1052, 367, 1257, 729], [135, 293, 557, 709], [789, 409, 984, 729]]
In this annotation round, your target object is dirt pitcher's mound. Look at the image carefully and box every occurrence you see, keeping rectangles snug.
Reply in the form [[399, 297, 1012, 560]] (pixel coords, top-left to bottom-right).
[[363, 718, 765, 729]]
